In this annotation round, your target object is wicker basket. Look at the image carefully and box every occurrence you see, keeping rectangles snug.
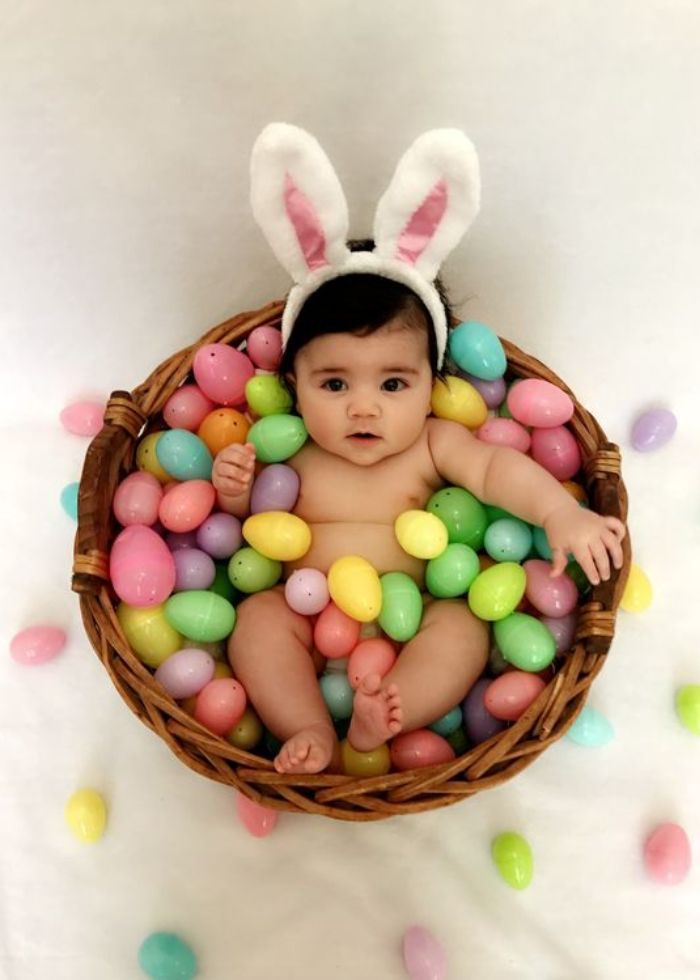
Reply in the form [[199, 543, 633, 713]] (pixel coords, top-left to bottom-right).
[[71, 299, 631, 822]]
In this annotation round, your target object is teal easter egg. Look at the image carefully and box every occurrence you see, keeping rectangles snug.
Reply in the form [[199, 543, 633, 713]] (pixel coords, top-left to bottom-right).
[[247, 414, 308, 462], [448, 320, 507, 381], [164, 590, 236, 642], [425, 543, 480, 598], [244, 375, 293, 417], [491, 832, 533, 889], [566, 705, 615, 746], [426, 487, 488, 550], [493, 612, 556, 671], [428, 705, 463, 737], [156, 428, 213, 480], [60, 481, 79, 520], [378, 572, 423, 642], [319, 672, 354, 720], [484, 518, 533, 562], [468, 562, 526, 621], [138, 931, 197, 980], [532, 525, 552, 560], [227, 547, 281, 593]]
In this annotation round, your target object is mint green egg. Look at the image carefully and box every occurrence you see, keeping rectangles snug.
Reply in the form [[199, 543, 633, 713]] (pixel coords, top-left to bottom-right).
[[138, 931, 197, 980], [425, 543, 480, 598], [468, 562, 526, 621], [244, 374, 293, 417], [378, 572, 423, 642], [492, 832, 533, 889], [319, 672, 354, 720], [247, 414, 308, 462], [566, 705, 615, 746], [428, 705, 463, 737], [426, 487, 488, 550], [155, 428, 213, 480], [484, 518, 533, 562], [447, 320, 506, 381], [164, 590, 236, 642], [675, 685, 700, 736], [227, 546, 281, 593], [532, 526, 552, 559], [493, 612, 556, 671]]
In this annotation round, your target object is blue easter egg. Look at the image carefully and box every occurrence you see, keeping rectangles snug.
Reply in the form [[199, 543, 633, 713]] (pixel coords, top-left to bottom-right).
[[448, 321, 507, 381], [156, 429, 213, 481], [319, 672, 355, 720], [566, 706, 614, 747]]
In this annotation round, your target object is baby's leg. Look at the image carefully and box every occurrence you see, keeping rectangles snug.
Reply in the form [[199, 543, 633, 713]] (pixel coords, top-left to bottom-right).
[[228, 586, 340, 774], [348, 598, 489, 752]]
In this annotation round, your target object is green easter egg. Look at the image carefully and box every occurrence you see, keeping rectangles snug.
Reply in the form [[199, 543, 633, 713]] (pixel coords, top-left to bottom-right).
[[484, 518, 533, 562], [425, 543, 480, 598], [247, 414, 308, 462], [378, 571, 423, 642], [319, 672, 354, 720], [485, 504, 514, 523], [468, 562, 526, 621], [244, 374, 293, 417], [446, 726, 470, 754], [493, 612, 556, 671], [138, 931, 197, 980], [227, 546, 282, 593], [117, 602, 183, 668], [209, 561, 240, 603], [492, 832, 533, 889], [164, 590, 236, 642], [675, 685, 700, 736], [566, 559, 592, 595], [155, 428, 213, 480], [426, 486, 488, 550]]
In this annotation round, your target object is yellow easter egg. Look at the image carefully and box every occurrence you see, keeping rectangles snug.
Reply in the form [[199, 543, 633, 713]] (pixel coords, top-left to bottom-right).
[[561, 480, 588, 505], [135, 432, 171, 483], [328, 555, 382, 622], [65, 788, 107, 843], [213, 661, 233, 679], [395, 510, 448, 559], [431, 376, 488, 429], [242, 511, 312, 561], [225, 706, 264, 749], [620, 562, 652, 612], [340, 739, 391, 777], [117, 602, 183, 668]]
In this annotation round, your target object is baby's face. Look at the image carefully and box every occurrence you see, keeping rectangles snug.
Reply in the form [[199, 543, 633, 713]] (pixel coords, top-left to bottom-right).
[[289, 318, 433, 466]]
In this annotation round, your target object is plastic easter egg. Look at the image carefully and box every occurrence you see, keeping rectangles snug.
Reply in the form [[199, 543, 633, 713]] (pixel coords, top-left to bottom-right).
[[164, 590, 236, 642], [165, 530, 198, 551], [675, 685, 700, 736], [530, 426, 581, 480], [390, 730, 455, 771], [484, 518, 532, 562], [227, 547, 281, 593], [643, 823, 691, 885], [395, 510, 448, 560], [242, 511, 312, 561], [226, 707, 264, 749], [136, 432, 172, 483], [425, 543, 480, 598], [197, 408, 250, 456], [194, 677, 246, 734], [138, 932, 197, 980], [523, 559, 578, 616], [328, 556, 382, 622], [428, 705, 463, 738], [540, 610, 578, 654], [476, 417, 531, 453], [158, 479, 216, 534], [462, 679, 507, 744], [235, 792, 278, 837], [631, 408, 677, 452], [340, 739, 391, 777], [193, 342, 255, 405], [468, 562, 526, 621], [620, 563, 652, 612], [163, 384, 214, 432], [247, 414, 308, 462], [566, 705, 614, 746], [246, 325, 282, 370], [507, 378, 574, 428], [155, 429, 213, 481], [460, 373, 506, 409], [65, 788, 107, 844], [484, 671, 546, 720], [492, 832, 533, 890], [377, 571, 423, 641], [244, 374, 293, 417], [448, 320, 507, 380], [10, 625, 66, 665], [110, 524, 176, 607], [430, 376, 488, 429], [172, 547, 216, 591], [60, 399, 105, 436], [319, 672, 354, 720], [154, 648, 215, 699], [314, 601, 362, 658], [493, 612, 556, 672], [284, 568, 330, 615], [426, 487, 488, 550], [212, 661, 233, 679], [208, 562, 239, 604], [195, 512, 242, 559], [60, 482, 78, 520], [113, 471, 163, 526], [402, 925, 447, 980], [347, 638, 396, 689], [117, 603, 182, 667], [250, 463, 300, 514]]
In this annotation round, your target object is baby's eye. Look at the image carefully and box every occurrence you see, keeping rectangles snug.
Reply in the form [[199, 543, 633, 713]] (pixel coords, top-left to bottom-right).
[[382, 377, 407, 392], [321, 378, 346, 392]]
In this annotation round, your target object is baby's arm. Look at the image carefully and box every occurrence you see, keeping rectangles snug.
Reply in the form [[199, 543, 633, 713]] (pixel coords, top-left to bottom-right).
[[428, 419, 626, 585], [211, 442, 256, 519]]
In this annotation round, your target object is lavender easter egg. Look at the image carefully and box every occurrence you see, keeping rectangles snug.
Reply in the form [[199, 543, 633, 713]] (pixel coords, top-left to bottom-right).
[[631, 408, 677, 452]]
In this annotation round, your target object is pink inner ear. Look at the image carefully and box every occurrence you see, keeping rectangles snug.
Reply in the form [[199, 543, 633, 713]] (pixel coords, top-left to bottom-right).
[[395, 178, 448, 266], [284, 173, 328, 272]]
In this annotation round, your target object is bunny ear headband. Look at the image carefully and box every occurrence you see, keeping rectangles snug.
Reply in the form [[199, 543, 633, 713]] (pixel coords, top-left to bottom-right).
[[249, 123, 481, 369]]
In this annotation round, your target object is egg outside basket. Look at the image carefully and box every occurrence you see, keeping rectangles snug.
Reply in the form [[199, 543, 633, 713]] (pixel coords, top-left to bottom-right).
[[72, 299, 631, 822]]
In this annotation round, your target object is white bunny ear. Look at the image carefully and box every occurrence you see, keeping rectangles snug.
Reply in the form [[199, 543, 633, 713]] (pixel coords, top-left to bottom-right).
[[250, 123, 351, 284], [373, 129, 480, 281]]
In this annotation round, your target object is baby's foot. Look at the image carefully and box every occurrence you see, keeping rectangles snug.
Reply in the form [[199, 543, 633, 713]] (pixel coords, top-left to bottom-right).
[[347, 674, 403, 752], [274, 723, 337, 774]]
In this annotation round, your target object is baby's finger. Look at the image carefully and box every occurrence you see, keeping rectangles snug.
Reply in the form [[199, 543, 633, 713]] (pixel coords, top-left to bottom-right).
[[604, 516, 626, 540], [591, 540, 611, 583], [574, 546, 600, 586], [603, 529, 625, 570], [549, 548, 568, 578]]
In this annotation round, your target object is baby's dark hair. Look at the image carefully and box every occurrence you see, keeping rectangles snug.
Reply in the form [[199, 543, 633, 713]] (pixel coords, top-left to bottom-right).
[[278, 239, 453, 379]]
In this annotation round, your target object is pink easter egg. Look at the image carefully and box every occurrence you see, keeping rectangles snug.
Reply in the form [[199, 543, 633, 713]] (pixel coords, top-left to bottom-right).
[[158, 480, 216, 533], [163, 384, 215, 431], [154, 648, 216, 698], [59, 400, 105, 436], [540, 610, 578, 654], [643, 822, 692, 885], [109, 524, 176, 607], [347, 638, 397, 689], [113, 471, 164, 526], [403, 925, 447, 980], [530, 426, 582, 480], [313, 602, 362, 659], [235, 792, 279, 838], [507, 378, 574, 428], [390, 730, 456, 771], [484, 671, 546, 721], [193, 343, 255, 406], [523, 559, 578, 617], [246, 326, 283, 371], [10, 625, 66, 665], [284, 568, 330, 616], [194, 677, 247, 735], [476, 417, 531, 453]]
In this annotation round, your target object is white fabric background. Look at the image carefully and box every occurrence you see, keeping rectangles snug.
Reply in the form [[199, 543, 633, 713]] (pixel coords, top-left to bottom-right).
[[1, 2, 698, 978]]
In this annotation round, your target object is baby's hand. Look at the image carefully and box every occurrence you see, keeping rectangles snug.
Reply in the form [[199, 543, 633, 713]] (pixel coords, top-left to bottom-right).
[[212, 442, 256, 498], [543, 503, 626, 586]]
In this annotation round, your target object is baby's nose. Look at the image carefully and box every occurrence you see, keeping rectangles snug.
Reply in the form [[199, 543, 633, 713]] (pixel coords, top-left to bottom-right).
[[348, 392, 380, 418]]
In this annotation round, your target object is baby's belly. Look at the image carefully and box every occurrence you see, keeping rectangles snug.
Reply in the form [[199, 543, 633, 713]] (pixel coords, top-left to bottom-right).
[[283, 522, 426, 587]]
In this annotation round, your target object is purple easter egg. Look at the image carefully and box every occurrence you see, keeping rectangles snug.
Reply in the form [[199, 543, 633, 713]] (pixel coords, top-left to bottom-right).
[[462, 677, 507, 744], [462, 374, 507, 409], [284, 568, 330, 615], [155, 647, 216, 698], [631, 408, 677, 452], [165, 530, 199, 552], [540, 611, 578, 654], [250, 463, 300, 514], [173, 547, 216, 591], [402, 925, 447, 980], [196, 512, 242, 559]]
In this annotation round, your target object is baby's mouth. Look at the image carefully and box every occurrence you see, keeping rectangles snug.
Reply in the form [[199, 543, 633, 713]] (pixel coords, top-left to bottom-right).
[[348, 432, 380, 441]]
